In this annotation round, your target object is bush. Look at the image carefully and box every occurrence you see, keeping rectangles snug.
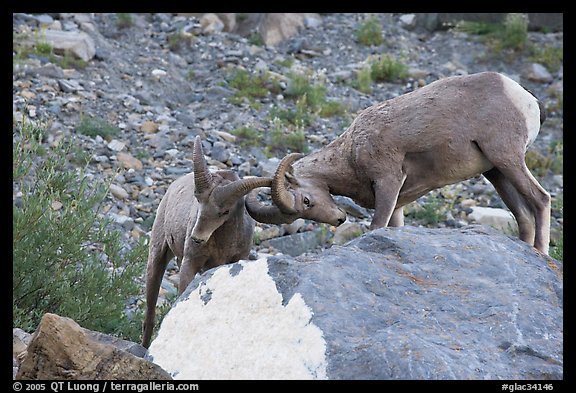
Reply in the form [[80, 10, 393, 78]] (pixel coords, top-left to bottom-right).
[[77, 115, 120, 141], [355, 67, 373, 94], [13, 119, 146, 340], [356, 15, 383, 46], [370, 54, 408, 82]]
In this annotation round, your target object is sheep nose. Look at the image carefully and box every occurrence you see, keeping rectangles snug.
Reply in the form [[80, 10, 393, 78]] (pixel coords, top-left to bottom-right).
[[337, 217, 346, 225]]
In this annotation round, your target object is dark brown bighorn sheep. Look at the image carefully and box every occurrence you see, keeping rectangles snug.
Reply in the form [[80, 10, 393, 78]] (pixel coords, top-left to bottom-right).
[[142, 136, 272, 348], [246, 72, 551, 255]]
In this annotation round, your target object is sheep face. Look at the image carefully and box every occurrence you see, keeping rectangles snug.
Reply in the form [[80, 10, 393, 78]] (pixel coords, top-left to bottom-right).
[[245, 153, 347, 226], [190, 174, 243, 243]]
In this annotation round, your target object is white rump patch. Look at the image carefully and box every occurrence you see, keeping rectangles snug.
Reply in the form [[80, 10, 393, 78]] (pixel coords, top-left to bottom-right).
[[499, 73, 541, 148], [147, 258, 328, 380]]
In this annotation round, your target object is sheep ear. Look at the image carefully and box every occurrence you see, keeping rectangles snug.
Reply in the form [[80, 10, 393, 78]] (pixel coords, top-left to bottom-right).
[[285, 171, 300, 186], [193, 136, 215, 196]]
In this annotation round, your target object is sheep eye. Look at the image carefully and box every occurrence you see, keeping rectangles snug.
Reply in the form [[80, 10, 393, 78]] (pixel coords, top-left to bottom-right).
[[220, 210, 230, 217], [303, 197, 311, 207]]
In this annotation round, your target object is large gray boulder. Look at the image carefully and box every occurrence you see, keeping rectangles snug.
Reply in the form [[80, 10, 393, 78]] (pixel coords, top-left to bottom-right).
[[146, 225, 563, 380]]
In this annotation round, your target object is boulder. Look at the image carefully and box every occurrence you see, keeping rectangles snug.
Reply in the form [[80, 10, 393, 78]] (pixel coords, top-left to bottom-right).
[[233, 13, 322, 46], [146, 225, 562, 380], [33, 29, 96, 62], [16, 313, 172, 380], [468, 206, 518, 235]]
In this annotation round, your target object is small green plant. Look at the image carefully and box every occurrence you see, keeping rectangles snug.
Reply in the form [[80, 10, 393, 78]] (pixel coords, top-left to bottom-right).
[[454, 20, 501, 36], [501, 13, 528, 51], [530, 46, 563, 73], [355, 67, 373, 93], [77, 115, 120, 141], [285, 72, 343, 116], [35, 41, 53, 56], [406, 191, 450, 226], [550, 193, 563, 261], [248, 31, 264, 46], [231, 126, 264, 147], [550, 234, 563, 261], [168, 31, 193, 52], [227, 69, 280, 107], [267, 118, 309, 155], [455, 13, 528, 58], [370, 54, 408, 82], [270, 95, 313, 128], [116, 13, 133, 29], [13, 119, 146, 340], [525, 141, 563, 178], [275, 57, 294, 69], [319, 100, 345, 118], [546, 88, 563, 115], [356, 15, 383, 46]]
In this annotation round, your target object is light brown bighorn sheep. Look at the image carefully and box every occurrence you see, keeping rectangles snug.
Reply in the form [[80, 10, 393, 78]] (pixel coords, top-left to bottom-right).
[[142, 136, 272, 348], [246, 72, 551, 254]]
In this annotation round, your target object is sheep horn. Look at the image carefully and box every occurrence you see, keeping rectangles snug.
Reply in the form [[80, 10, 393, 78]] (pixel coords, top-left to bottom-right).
[[272, 153, 304, 214], [245, 189, 299, 224], [215, 177, 273, 204], [193, 135, 214, 195]]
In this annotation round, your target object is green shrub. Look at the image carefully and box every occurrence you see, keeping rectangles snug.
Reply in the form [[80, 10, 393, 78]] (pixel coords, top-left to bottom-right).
[[356, 15, 383, 46], [355, 67, 373, 93], [405, 191, 450, 226], [231, 126, 264, 147], [530, 46, 563, 73], [284, 72, 344, 116], [13, 120, 146, 340], [77, 115, 120, 140], [501, 13, 528, 50], [168, 31, 193, 52], [267, 118, 309, 155], [525, 141, 563, 178], [227, 69, 280, 107], [455, 13, 528, 57], [370, 54, 408, 82], [116, 13, 133, 29], [270, 95, 313, 128]]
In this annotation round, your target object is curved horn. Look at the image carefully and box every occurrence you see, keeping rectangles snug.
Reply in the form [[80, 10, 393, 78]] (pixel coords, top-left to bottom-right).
[[193, 135, 214, 195], [245, 189, 298, 224], [215, 177, 273, 204], [272, 153, 304, 214]]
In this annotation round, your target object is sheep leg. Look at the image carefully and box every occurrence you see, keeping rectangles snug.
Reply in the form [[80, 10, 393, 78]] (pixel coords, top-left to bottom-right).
[[479, 145, 551, 254], [178, 239, 204, 295], [389, 206, 405, 227], [370, 174, 407, 230], [483, 167, 536, 245], [142, 240, 172, 348]]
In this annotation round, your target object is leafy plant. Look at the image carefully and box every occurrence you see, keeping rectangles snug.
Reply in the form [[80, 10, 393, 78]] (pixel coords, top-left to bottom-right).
[[405, 191, 451, 226], [231, 126, 264, 147], [370, 54, 408, 82], [227, 69, 280, 107], [76, 115, 120, 141], [530, 46, 563, 73], [454, 13, 529, 58], [13, 120, 146, 340], [116, 13, 133, 29], [356, 15, 383, 46], [267, 118, 309, 155], [355, 67, 373, 93]]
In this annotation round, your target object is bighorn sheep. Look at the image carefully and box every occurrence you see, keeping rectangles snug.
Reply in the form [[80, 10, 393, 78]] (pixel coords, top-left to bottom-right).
[[246, 72, 551, 254], [142, 136, 272, 348]]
